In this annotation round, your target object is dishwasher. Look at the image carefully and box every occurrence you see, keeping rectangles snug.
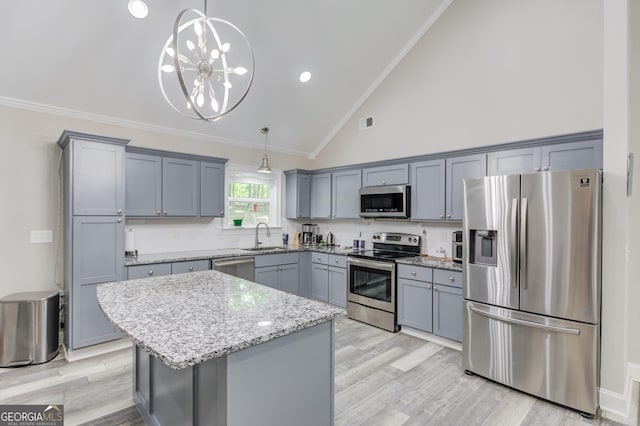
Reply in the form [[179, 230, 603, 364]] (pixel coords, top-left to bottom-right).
[[211, 257, 255, 281]]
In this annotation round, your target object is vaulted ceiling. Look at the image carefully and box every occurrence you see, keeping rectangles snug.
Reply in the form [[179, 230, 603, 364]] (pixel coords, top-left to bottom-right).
[[0, 0, 450, 157]]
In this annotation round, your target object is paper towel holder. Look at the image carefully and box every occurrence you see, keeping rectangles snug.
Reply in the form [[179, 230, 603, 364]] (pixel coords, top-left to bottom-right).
[[125, 227, 138, 258]]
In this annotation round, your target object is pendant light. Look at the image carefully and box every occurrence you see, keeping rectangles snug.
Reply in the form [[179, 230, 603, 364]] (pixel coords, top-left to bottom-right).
[[257, 127, 272, 174], [158, 0, 254, 121]]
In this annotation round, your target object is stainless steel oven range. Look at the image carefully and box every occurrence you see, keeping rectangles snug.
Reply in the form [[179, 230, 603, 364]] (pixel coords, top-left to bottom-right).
[[347, 232, 421, 332]]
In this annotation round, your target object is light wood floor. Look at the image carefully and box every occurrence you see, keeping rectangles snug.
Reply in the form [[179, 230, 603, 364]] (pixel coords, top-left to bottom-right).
[[0, 317, 624, 426]]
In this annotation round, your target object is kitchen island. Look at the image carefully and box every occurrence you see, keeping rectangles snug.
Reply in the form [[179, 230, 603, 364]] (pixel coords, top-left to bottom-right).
[[97, 270, 344, 426]]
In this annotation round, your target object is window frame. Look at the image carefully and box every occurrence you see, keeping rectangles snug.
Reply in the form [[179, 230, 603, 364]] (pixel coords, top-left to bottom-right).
[[224, 163, 282, 229]]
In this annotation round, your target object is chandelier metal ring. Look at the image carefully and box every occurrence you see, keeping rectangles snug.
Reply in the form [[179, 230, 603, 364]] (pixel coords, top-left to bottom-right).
[[158, 8, 254, 122]]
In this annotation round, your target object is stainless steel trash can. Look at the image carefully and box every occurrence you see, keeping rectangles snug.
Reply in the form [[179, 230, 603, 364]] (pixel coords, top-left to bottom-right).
[[0, 291, 59, 367]]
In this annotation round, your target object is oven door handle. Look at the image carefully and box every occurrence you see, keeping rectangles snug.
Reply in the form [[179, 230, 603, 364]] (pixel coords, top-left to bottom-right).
[[348, 257, 395, 272]]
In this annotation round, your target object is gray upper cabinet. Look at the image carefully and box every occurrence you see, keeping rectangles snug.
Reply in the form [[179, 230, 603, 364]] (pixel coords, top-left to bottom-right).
[[446, 154, 487, 221], [488, 147, 542, 176], [542, 140, 603, 171], [362, 164, 408, 187], [162, 157, 199, 217], [331, 169, 362, 219], [72, 140, 125, 216], [285, 170, 311, 219], [488, 140, 603, 176], [311, 173, 332, 219], [200, 161, 225, 217], [126, 152, 162, 217], [410, 159, 445, 221]]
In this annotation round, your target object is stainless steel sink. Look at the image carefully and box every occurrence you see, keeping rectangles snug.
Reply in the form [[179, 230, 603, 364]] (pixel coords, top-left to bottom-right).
[[242, 246, 287, 252]]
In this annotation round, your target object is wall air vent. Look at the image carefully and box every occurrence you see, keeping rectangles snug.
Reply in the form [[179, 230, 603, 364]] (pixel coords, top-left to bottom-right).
[[358, 116, 374, 131]]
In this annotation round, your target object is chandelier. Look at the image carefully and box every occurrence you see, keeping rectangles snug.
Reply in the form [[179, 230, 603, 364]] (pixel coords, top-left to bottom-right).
[[158, 2, 254, 121]]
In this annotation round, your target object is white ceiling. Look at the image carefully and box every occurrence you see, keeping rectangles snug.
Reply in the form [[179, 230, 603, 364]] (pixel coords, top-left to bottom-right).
[[0, 0, 450, 157]]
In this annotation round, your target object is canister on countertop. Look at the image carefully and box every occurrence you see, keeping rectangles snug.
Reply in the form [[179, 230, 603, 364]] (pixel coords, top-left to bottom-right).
[[353, 239, 359, 249], [282, 233, 289, 246]]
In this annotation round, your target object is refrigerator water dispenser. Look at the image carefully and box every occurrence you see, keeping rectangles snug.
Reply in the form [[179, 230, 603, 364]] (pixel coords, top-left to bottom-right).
[[469, 230, 497, 267]]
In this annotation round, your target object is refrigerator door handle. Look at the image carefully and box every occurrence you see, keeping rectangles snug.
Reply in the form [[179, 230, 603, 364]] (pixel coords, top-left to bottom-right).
[[511, 198, 518, 288], [520, 197, 528, 290], [469, 306, 580, 335]]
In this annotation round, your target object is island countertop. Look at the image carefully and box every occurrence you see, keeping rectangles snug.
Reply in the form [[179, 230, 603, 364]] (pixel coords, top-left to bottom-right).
[[97, 270, 344, 370]]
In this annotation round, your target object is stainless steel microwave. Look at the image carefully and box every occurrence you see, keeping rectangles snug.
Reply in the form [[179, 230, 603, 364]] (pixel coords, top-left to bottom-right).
[[359, 185, 410, 218]]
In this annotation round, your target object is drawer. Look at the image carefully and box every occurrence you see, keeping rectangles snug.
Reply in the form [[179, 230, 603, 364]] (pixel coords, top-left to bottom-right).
[[311, 252, 329, 265], [398, 264, 433, 282], [433, 269, 462, 288], [127, 263, 172, 280], [254, 252, 299, 268], [328, 254, 347, 269], [172, 260, 209, 274]]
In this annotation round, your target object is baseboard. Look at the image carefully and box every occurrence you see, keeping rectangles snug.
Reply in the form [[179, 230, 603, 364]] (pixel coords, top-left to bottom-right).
[[63, 338, 132, 362], [600, 362, 640, 425], [399, 326, 462, 352]]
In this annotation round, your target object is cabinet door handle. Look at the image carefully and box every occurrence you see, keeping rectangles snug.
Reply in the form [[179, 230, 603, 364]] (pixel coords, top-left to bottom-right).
[[156, 210, 161, 215], [427, 284, 431, 290], [163, 210, 168, 215], [446, 214, 451, 219], [117, 209, 122, 215], [411, 271, 416, 276], [434, 286, 438, 291], [188, 266, 193, 271], [117, 218, 122, 223], [440, 214, 445, 219], [382, 181, 386, 185], [148, 271, 154, 276], [274, 267, 278, 271], [335, 260, 340, 263], [534, 167, 540, 172], [543, 166, 549, 171], [449, 276, 455, 282], [220, 211, 224, 215]]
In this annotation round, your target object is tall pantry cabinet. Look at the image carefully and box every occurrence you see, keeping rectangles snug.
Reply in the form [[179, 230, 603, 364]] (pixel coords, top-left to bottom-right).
[[58, 131, 128, 350]]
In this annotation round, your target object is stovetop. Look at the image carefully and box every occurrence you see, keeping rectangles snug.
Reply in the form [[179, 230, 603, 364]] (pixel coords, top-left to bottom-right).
[[347, 232, 421, 261]]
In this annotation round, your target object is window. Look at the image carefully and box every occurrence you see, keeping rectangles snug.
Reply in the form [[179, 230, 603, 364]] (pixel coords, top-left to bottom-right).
[[225, 164, 281, 228]]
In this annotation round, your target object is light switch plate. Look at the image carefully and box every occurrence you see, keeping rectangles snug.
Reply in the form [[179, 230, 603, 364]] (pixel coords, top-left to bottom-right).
[[30, 230, 53, 243]]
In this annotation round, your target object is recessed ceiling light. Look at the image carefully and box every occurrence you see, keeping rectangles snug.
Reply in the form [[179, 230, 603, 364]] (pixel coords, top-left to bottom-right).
[[299, 71, 312, 83], [128, 0, 148, 19]]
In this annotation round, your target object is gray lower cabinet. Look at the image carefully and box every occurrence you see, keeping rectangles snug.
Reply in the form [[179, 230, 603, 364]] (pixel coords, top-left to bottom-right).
[[311, 263, 329, 302], [331, 169, 361, 219], [397, 264, 462, 342], [433, 284, 463, 342], [71, 139, 125, 216], [397, 265, 433, 332], [285, 170, 311, 219], [410, 159, 445, 221], [310, 173, 332, 219], [162, 157, 199, 217], [254, 253, 300, 295], [488, 140, 603, 176], [71, 216, 125, 348], [200, 161, 225, 217], [328, 266, 347, 308], [311, 253, 346, 307], [362, 163, 408, 186], [446, 154, 487, 221], [127, 260, 209, 280]]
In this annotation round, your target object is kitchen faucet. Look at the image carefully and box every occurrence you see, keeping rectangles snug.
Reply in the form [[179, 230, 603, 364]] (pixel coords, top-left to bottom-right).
[[255, 222, 271, 248]]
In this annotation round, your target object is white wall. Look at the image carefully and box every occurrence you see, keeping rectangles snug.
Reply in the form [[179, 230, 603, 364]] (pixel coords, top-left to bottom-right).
[[313, 0, 603, 167], [0, 105, 313, 297]]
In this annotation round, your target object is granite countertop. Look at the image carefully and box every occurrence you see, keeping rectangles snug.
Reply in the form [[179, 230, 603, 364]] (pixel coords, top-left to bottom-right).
[[97, 270, 344, 370], [125, 245, 357, 266], [396, 256, 463, 271]]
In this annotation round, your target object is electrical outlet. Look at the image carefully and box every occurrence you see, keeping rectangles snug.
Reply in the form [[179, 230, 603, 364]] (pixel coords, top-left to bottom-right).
[[30, 230, 53, 243]]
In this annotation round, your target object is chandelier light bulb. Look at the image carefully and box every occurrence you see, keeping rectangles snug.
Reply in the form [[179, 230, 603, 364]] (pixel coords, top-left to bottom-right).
[[165, 47, 175, 58], [194, 20, 203, 37], [161, 64, 175, 73], [221, 43, 231, 53], [128, 0, 148, 19], [186, 40, 195, 50], [234, 67, 248, 75]]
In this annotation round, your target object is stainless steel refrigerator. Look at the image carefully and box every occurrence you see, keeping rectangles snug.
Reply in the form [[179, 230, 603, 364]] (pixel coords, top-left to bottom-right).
[[462, 168, 602, 416]]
